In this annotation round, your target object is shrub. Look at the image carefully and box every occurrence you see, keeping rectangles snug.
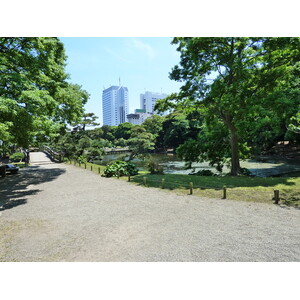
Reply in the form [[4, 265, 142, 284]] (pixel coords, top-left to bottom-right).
[[147, 158, 164, 174], [78, 155, 87, 164], [189, 169, 215, 176], [9, 152, 25, 162], [239, 167, 252, 176], [103, 160, 138, 177]]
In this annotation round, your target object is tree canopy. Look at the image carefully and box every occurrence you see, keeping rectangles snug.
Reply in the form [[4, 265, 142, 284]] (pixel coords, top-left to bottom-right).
[[72, 112, 99, 132], [156, 37, 300, 175], [127, 126, 155, 160], [0, 37, 88, 149]]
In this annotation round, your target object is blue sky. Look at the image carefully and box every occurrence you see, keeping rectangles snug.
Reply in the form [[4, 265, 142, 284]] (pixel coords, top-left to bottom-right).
[[59, 37, 183, 125]]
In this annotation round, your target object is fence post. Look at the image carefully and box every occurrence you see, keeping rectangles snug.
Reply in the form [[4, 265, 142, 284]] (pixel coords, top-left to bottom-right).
[[222, 186, 227, 199], [274, 190, 280, 204], [84, 163, 86, 169], [143, 177, 147, 187], [189, 182, 193, 195], [0, 165, 6, 178], [98, 167, 100, 174], [91, 165, 93, 171], [161, 178, 165, 189], [128, 175, 131, 182]]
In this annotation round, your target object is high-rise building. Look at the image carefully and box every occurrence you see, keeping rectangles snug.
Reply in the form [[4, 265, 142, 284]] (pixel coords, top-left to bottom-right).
[[102, 86, 129, 126], [140, 91, 168, 114]]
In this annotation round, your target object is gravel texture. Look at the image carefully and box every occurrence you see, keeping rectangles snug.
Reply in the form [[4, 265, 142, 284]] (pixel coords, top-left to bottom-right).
[[0, 152, 299, 262]]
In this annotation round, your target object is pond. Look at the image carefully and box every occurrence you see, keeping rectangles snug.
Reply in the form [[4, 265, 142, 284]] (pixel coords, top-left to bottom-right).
[[99, 153, 300, 177]]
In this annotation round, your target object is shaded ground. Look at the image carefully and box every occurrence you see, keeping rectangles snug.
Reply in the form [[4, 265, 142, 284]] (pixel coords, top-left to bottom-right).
[[0, 153, 299, 262], [0, 166, 65, 211]]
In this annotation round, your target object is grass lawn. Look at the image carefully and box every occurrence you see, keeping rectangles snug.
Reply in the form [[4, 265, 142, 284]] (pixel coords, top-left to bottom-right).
[[130, 173, 300, 207], [66, 160, 300, 207]]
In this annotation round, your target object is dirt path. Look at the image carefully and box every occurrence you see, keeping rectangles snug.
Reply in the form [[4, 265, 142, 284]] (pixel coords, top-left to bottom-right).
[[0, 154, 299, 261]]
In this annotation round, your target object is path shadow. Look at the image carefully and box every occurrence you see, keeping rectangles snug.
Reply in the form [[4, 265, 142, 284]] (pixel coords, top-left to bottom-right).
[[0, 165, 65, 211]]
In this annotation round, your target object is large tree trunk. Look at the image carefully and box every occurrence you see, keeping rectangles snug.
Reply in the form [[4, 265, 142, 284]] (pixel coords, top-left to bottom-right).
[[229, 128, 240, 176], [223, 113, 241, 176]]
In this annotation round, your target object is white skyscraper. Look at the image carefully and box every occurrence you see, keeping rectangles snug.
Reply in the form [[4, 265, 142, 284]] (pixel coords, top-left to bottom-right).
[[102, 86, 129, 126], [140, 91, 168, 114]]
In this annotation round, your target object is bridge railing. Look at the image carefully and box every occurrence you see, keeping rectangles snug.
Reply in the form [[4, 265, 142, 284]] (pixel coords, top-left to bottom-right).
[[41, 146, 63, 162], [104, 147, 132, 154]]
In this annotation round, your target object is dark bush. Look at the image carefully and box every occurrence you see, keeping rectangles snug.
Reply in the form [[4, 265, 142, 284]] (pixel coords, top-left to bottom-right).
[[189, 169, 215, 176], [239, 167, 252, 176]]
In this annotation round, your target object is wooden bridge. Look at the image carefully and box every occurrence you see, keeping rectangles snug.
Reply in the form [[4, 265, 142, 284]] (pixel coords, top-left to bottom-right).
[[29, 151, 55, 165], [104, 147, 131, 154]]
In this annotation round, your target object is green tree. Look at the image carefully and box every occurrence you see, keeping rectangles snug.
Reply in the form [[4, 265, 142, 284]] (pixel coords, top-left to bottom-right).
[[162, 112, 191, 150], [115, 138, 128, 147], [114, 122, 134, 140], [177, 116, 231, 172], [88, 127, 104, 140], [101, 125, 116, 142], [54, 84, 89, 125], [72, 112, 99, 131], [142, 115, 165, 136], [55, 132, 77, 158], [156, 37, 300, 175], [142, 115, 165, 150], [288, 112, 300, 134], [127, 126, 155, 160], [0, 37, 88, 149]]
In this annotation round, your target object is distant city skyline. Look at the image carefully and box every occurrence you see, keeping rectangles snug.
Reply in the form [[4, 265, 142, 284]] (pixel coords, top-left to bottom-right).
[[59, 37, 182, 125], [102, 86, 168, 126]]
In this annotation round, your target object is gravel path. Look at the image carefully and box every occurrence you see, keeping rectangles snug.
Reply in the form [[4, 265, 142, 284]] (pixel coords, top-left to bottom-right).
[[0, 153, 299, 261]]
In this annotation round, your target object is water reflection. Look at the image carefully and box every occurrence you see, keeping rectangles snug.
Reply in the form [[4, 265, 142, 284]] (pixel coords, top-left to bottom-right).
[[100, 153, 300, 177]]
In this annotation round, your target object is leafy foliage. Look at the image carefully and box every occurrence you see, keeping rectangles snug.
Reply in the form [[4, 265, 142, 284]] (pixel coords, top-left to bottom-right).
[[54, 129, 105, 162], [103, 160, 138, 177], [127, 126, 155, 160], [288, 112, 300, 134], [77, 155, 88, 164], [189, 169, 215, 176], [156, 37, 300, 175], [147, 157, 164, 174], [0, 37, 88, 149], [72, 112, 99, 131], [114, 122, 135, 140], [9, 152, 25, 162]]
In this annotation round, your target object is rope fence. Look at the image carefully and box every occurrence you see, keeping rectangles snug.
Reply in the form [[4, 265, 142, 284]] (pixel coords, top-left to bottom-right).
[[65, 159, 300, 206], [132, 176, 226, 191], [131, 176, 300, 205]]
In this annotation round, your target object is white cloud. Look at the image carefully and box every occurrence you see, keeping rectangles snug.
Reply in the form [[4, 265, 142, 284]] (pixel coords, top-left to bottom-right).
[[129, 38, 155, 59], [104, 47, 132, 63]]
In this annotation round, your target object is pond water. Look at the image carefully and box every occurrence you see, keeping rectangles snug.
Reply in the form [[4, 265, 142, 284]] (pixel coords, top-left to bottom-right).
[[100, 153, 300, 177]]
